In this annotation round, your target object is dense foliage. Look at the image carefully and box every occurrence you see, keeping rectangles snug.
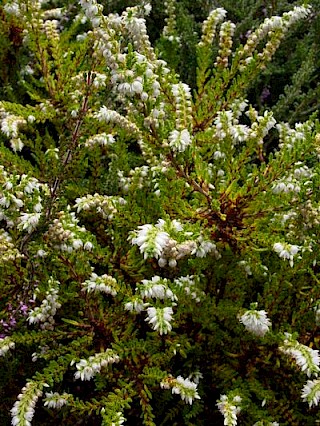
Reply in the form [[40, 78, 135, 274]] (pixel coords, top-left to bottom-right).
[[0, 1, 319, 425]]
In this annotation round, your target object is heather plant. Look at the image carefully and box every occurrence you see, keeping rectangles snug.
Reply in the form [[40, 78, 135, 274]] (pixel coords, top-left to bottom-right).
[[0, 1, 319, 425]]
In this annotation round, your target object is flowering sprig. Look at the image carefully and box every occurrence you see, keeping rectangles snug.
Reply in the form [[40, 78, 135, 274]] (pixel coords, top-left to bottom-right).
[[82, 273, 119, 296], [273, 242, 301, 267], [160, 375, 201, 405], [145, 306, 174, 335], [0, 167, 47, 232], [137, 276, 177, 301], [301, 379, 320, 407], [11, 381, 48, 426], [74, 194, 126, 220], [216, 394, 242, 426], [45, 210, 94, 252], [43, 392, 70, 409], [129, 219, 220, 266], [0, 336, 15, 356], [199, 8, 227, 47], [239, 303, 272, 337], [279, 333, 320, 377], [71, 349, 120, 381], [28, 278, 61, 330]]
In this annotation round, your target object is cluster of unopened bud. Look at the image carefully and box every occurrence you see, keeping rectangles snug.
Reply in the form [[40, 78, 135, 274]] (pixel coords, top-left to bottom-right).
[[214, 21, 236, 69]]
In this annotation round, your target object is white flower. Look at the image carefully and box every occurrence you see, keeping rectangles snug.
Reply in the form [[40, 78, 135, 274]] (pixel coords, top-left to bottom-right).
[[273, 242, 301, 267], [280, 333, 320, 377], [0, 336, 15, 356], [73, 349, 120, 381], [301, 379, 320, 407], [145, 306, 173, 335], [161, 375, 201, 405], [239, 304, 271, 337], [168, 129, 192, 152], [130, 223, 170, 259], [82, 273, 118, 296], [172, 376, 201, 404], [124, 297, 147, 313], [11, 381, 46, 426], [217, 394, 242, 426], [17, 212, 41, 233], [44, 392, 69, 409], [139, 276, 177, 301]]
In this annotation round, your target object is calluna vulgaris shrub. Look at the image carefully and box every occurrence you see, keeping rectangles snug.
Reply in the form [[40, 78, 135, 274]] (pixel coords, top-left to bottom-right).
[[0, 0, 320, 425]]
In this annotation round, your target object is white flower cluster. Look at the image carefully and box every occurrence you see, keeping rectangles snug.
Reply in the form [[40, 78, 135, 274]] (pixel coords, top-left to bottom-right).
[[124, 296, 146, 314], [44, 392, 69, 409], [239, 303, 272, 337], [45, 210, 94, 252], [272, 176, 301, 194], [118, 166, 149, 193], [0, 336, 15, 357], [138, 276, 177, 301], [108, 47, 165, 109], [28, 278, 61, 329], [3, 0, 20, 16], [239, 5, 311, 67], [123, 5, 156, 58], [162, 0, 180, 43], [216, 394, 242, 426], [0, 229, 23, 263], [145, 306, 174, 335], [199, 8, 227, 47], [82, 272, 118, 296], [273, 242, 300, 267], [43, 19, 60, 43], [0, 105, 26, 152], [173, 275, 205, 303], [161, 376, 201, 405], [279, 332, 320, 377], [79, 0, 103, 28], [130, 221, 170, 260], [84, 132, 115, 148], [0, 168, 45, 230], [129, 219, 220, 267], [11, 381, 47, 426], [301, 379, 320, 407], [94, 106, 140, 135], [168, 129, 192, 153], [74, 193, 126, 220], [72, 349, 120, 381], [215, 21, 236, 69], [171, 83, 192, 130], [213, 101, 270, 145], [277, 121, 313, 150]]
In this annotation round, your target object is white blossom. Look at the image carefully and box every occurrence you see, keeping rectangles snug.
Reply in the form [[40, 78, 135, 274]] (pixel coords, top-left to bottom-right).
[[82, 273, 118, 296], [0, 336, 15, 357], [301, 379, 320, 407], [145, 306, 173, 335], [11, 381, 47, 426], [130, 223, 170, 259], [17, 212, 41, 233], [44, 392, 69, 409], [72, 349, 120, 381], [239, 304, 271, 337], [168, 129, 192, 152], [161, 375, 201, 405], [217, 394, 242, 426], [280, 333, 320, 377], [273, 242, 301, 267]]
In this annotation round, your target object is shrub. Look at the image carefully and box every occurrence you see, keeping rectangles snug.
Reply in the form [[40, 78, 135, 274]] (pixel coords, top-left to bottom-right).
[[0, 1, 319, 425]]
